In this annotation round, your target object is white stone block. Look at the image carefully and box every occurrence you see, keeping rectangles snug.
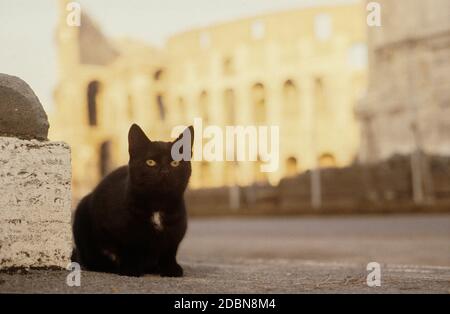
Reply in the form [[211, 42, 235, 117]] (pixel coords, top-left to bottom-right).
[[0, 136, 72, 269]]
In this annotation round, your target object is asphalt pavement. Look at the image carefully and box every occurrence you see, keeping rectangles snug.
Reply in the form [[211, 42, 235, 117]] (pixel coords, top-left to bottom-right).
[[1, 213, 449, 293]]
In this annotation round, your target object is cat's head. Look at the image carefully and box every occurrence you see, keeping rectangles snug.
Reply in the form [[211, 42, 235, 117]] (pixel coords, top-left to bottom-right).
[[127, 123, 194, 196]]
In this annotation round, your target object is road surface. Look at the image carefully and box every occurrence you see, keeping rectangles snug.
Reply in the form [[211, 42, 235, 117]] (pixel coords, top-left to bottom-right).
[[1, 214, 450, 293]]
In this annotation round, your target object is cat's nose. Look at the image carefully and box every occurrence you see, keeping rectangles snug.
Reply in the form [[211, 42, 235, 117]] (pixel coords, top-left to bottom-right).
[[160, 168, 170, 175]]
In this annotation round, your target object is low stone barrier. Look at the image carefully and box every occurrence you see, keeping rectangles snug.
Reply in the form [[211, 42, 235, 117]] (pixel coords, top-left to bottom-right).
[[186, 154, 450, 216], [0, 73, 72, 269]]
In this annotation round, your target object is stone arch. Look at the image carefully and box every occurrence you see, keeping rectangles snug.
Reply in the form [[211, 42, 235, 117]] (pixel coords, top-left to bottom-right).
[[224, 89, 236, 125], [283, 79, 299, 118], [314, 77, 326, 117], [285, 156, 298, 177], [156, 94, 166, 121], [223, 56, 234, 76], [99, 140, 112, 177], [318, 152, 336, 168], [251, 83, 266, 125], [253, 155, 268, 183], [154, 69, 164, 81], [199, 90, 209, 123], [87, 80, 100, 126]]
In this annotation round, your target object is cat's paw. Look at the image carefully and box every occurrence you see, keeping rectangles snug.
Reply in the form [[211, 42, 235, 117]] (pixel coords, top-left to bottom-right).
[[160, 263, 183, 277]]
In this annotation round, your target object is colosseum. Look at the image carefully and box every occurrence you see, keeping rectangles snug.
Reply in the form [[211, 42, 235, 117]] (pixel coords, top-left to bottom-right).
[[50, 0, 368, 200]]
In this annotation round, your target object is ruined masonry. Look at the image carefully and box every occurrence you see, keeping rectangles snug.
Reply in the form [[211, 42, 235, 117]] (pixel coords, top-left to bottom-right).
[[0, 73, 72, 269]]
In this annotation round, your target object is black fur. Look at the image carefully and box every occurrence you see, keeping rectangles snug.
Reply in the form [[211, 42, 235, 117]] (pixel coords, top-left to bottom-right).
[[71, 124, 194, 277]]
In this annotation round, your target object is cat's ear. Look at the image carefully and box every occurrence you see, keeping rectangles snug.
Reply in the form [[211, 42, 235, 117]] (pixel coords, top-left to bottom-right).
[[174, 125, 194, 150], [171, 126, 194, 160], [128, 124, 150, 157]]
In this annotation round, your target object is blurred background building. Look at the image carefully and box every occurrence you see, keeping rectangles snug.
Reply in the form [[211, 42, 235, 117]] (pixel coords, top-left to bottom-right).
[[357, 0, 450, 163], [356, 0, 450, 205], [50, 0, 368, 200]]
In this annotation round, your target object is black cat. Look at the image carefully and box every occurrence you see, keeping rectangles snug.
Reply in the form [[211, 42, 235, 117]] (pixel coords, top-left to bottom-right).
[[71, 123, 193, 277]]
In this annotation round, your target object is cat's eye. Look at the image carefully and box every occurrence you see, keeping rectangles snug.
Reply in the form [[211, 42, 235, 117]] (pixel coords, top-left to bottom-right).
[[146, 159, 156, 167], [170, 160, 180, 167]]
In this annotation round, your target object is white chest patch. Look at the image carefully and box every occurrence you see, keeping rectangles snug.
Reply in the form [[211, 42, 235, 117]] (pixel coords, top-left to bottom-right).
[[151, 211, 164, 231]]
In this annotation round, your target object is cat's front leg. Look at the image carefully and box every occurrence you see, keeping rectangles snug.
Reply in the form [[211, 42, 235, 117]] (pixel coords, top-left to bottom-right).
[[158, 245, 183, 277], [160, 260, 183, 277], [117, 250, 146, 277], [143, 254, 159, 274]]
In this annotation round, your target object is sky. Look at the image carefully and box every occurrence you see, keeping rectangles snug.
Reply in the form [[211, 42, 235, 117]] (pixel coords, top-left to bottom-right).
[[0, 0, 357, 112]]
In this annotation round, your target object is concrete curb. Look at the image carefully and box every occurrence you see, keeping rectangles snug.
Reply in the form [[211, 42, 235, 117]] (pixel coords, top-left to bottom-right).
[[0, 74, 72, 269], [0, 137, 72, 269]]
